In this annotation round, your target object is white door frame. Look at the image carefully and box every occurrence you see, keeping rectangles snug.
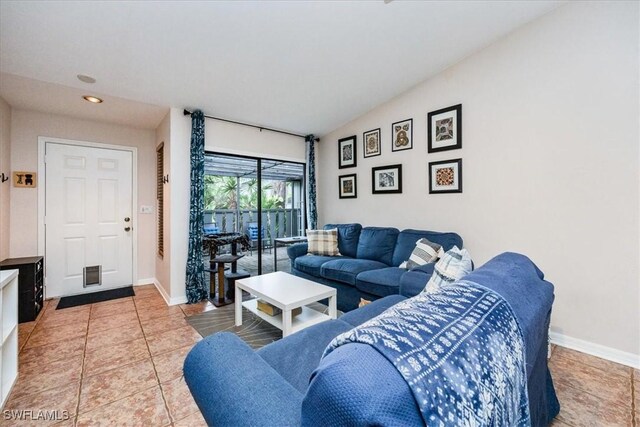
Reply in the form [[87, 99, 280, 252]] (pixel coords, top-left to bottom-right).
[[37, 137, 138, 297]]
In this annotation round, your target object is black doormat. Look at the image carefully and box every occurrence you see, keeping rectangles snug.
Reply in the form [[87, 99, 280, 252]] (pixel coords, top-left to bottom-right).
[[56, 286, 135, 310]]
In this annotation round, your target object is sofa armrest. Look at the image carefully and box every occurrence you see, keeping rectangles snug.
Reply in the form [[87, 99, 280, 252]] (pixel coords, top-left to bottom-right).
[[184, 332, 303, 426], [287, 242, 308, 261], [411, 262, 436, 275], [399, 263, 435, 298]]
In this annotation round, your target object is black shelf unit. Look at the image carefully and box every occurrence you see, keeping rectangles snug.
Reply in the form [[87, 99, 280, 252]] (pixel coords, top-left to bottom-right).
[[0, 256, 44, 323]]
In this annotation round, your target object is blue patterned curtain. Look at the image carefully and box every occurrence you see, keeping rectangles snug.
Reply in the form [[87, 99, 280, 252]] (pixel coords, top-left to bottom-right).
[[305, 134, 317, 230], [186, 110, 207, 303]]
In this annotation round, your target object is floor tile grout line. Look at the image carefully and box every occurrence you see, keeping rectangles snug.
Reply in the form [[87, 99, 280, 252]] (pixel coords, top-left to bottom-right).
[[74, 302, 93, 421], [132, 294, 174, 424], [632, 369, 636, 427], [552, 348, 632, 379], [75, 384, 160, 422]]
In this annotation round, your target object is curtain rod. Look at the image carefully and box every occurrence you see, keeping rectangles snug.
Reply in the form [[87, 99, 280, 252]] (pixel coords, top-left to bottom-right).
[[183, 109, 319, 142]]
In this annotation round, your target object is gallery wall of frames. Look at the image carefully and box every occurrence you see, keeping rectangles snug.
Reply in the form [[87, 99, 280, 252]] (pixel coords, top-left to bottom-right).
[[337, 104, 463, 199]]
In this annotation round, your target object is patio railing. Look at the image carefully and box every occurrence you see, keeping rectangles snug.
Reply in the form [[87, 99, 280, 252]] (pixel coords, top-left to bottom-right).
[[204, 208, 303, 242]]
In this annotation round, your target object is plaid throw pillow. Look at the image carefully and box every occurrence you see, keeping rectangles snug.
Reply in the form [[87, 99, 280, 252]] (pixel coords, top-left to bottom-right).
[[423, 246, 472, 294], [307, 229, 341, 256], [400, 238, 442, 269]]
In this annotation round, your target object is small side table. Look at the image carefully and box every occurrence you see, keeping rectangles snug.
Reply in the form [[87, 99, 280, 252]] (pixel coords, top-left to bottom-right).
[[273, 236, 308, 272]]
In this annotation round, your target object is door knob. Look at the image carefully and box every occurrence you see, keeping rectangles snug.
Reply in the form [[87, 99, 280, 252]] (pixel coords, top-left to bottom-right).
[[125, 227, 131, 232], [124, 217, 130, 222]]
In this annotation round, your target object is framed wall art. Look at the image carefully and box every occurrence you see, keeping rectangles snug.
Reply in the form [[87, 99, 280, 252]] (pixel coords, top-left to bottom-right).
[[428, 158, 462, 194], [372, 164, 402, 194], [13, 171, 37, 188], [427, 104, 462, 153], [338, 135, 357, 169], [338, 174, 357, 199], [391, 118, 413, 152], [363, 128, 381, 158]]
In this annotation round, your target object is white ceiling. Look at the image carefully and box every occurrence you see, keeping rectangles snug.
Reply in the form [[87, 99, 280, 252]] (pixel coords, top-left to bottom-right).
[[0, 1, 563, 134]]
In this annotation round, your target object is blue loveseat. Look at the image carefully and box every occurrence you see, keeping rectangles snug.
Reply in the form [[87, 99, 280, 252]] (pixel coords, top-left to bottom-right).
[[287, 223, 463, 311], [184, 252, 560, 426]]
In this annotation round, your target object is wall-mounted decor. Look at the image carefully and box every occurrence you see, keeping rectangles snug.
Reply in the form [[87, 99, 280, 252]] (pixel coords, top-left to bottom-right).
[[338, 135, 357, 169], [372, 164, 402, 194], [391, 118, 413, 152], [13, 171, 37, 188], [363, 128, 381, 158], [428, 159, 462, 194], [428, 104, 462, 153], [338, 174, 357, 199]]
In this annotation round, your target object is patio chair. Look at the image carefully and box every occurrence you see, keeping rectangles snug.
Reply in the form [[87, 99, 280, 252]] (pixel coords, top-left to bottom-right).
[[244, 222, 271, 255]]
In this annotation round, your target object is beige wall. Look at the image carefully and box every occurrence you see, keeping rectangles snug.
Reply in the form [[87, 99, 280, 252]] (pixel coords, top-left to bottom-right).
[[317, 2, 639, 358], [0, 97, 10, 261], [204, 118, 306, 162], [10, 109, 158, 281], [167, 109, 190, 303]]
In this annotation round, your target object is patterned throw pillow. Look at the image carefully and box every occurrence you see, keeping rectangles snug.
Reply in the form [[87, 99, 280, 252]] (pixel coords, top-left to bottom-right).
[[423, 246, 472, 294], [399, 238, 442, 269], [307, 229, 341, 256]]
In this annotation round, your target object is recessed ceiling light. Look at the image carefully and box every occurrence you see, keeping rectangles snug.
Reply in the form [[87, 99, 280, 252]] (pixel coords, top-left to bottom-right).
[[77, 74, 96, 84], [83, 95, 103, 104]]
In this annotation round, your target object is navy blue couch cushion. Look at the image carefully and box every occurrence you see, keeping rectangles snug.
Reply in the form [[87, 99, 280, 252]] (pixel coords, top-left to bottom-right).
[[356, 227, 399, 266], [355, 267, 406, 297], [257, 319, 354, 394], [324, 223, 362, 258], [295, 255, 349, 277], [391, 229, 463, 267], [320, 259, 388, 286]]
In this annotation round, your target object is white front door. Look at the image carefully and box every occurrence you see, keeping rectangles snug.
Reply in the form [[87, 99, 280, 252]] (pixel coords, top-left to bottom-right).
[[45, 142, 133, 297]]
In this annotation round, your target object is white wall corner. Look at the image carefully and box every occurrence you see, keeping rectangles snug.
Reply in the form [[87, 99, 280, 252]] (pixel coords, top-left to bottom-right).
[[550, 331, 640, 370]]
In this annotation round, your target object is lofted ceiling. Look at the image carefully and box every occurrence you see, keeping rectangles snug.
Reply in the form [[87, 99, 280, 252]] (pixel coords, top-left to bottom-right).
[[0, 1, 563, 134]]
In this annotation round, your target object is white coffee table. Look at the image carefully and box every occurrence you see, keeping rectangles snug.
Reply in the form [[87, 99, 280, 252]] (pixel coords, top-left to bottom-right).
[[234, 272, 337, 337]]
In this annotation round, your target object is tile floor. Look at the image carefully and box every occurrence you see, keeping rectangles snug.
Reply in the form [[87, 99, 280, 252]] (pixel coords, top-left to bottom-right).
[[4, 284, 211, 426], [2, 283, 638, 426]]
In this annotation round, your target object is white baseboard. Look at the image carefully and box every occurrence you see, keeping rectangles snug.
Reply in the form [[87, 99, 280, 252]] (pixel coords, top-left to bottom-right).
[[550, 331, 640, 369], [169, 295, 188, 305], [138, 277, 187, 306]]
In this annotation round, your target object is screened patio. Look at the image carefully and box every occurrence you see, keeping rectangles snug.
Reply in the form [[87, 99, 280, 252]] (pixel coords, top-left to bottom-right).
[[203, 153, 306, 276]]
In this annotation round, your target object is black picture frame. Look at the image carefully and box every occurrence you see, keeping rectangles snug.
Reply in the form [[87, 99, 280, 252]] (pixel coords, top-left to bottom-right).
[[391, 118, 413, 152], [427, 104, 462, 153], [338, 135, 357, 169], [372, 164, 402, 194], [428, 158, 462, 194], [338, 174, 357, 199], [363, 128, 381, 158]]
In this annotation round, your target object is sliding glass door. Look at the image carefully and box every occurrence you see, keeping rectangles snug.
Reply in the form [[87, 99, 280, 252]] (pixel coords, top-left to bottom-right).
[[203, 153, 305, 276]]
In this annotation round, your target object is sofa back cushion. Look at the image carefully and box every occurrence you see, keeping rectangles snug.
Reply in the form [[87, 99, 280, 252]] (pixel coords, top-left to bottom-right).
[[356, 227, 399, 266], [392, 229, 463, 267], [323, 223, 362, 258]]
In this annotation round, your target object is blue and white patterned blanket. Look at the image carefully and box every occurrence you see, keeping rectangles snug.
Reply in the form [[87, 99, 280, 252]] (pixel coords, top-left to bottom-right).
[[324, 281, 531, 426]]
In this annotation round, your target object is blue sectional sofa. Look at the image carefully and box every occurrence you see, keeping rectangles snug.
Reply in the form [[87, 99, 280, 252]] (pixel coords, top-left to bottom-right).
[[184, 252, 560, 426], [287, 223, 463, 311]]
